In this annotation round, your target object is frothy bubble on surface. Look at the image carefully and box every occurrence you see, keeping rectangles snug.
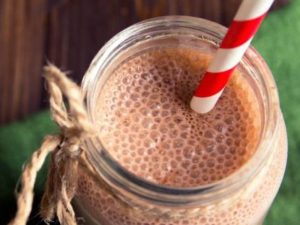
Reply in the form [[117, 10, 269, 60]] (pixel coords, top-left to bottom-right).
[[95, 47, 261, 187]]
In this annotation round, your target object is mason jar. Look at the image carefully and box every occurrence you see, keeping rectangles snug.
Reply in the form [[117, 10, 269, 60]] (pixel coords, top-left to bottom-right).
[[76, 16, 288, 225]]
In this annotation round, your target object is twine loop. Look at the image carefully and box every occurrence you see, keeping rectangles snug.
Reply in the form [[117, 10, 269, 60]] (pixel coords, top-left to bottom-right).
[[8, 64, 95, 225]]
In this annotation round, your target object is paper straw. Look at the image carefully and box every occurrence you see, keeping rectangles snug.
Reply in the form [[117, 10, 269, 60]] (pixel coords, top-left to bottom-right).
[[190, 0, 274, 114]]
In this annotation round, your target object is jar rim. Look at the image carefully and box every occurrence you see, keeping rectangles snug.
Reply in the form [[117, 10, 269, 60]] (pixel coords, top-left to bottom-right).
[[81, 16, 279, 206]]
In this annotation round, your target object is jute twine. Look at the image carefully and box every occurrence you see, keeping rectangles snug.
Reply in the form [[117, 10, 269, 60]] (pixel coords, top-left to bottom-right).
[[8, 64, 97, 225]]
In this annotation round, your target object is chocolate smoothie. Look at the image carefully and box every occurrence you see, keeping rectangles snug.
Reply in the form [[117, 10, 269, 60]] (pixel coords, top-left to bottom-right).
[[94, 46, 260, 187], [76, 29, 287, 225]]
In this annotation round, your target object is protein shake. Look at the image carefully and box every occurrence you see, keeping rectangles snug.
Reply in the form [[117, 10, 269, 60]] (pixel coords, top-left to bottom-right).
[[76, 17, 287, 225]]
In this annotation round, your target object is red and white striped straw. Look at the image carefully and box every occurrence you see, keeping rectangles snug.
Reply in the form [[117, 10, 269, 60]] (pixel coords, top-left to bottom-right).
[[190, 0, 274, 114]]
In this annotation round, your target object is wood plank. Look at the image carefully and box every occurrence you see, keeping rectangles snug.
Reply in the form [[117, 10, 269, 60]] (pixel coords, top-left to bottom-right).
[[221, 0, 242, 26], [0, 0, 16, 123], [46, 0, 137, 82], [0, 0, 47, 124]]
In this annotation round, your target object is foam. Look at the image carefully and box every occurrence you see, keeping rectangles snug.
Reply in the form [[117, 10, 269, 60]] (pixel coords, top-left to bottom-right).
[[94, 47, 261, 187]]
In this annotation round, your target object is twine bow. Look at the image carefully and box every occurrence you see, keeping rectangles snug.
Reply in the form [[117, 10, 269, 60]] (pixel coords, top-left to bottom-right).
[[8, 64, 95, 225]]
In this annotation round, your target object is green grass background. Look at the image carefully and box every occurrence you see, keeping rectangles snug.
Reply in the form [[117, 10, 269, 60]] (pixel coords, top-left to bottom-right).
[[0, 1, 299, 224], [253, 1, 300, 224]]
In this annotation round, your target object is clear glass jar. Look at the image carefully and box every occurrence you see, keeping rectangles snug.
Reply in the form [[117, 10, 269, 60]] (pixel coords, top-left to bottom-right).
[[76, 16, 287, 225]]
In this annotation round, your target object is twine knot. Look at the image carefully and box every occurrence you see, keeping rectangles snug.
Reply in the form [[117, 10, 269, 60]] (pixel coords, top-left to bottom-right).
[[8, 64, 96, 225]]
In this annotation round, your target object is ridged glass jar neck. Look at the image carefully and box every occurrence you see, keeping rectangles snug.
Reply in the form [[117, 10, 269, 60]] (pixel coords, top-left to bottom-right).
[[81, 16, 280, 207]]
